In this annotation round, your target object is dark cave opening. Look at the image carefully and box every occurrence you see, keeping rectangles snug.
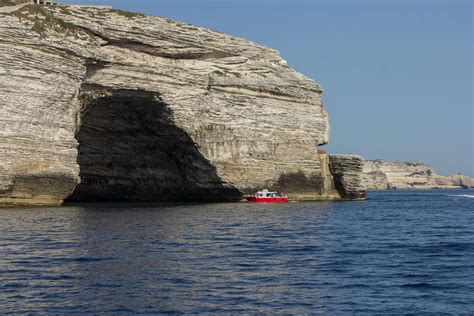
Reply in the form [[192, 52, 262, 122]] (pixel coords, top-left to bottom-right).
[[67, 87, 242, 202]]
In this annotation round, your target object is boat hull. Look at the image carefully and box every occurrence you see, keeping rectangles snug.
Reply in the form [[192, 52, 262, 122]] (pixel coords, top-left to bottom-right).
[[246, 196, 288, 203]]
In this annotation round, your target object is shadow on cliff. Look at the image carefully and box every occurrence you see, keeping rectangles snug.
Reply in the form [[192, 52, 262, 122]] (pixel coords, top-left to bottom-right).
[[274, 171, 326, 195], [67, 86, 242, 203]]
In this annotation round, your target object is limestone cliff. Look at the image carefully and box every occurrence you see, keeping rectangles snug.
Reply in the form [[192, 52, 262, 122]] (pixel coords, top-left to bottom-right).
[[329, 155, 366, 199], [0, 3, 365, 205], [362, 160, 474, 190]]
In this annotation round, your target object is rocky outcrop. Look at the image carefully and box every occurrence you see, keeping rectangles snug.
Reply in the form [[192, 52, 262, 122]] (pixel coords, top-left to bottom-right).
[[329, 155, 367, 199], [362, 160, 474, 190], [0, 0, 33, 7], [0, 4, 365, 205]]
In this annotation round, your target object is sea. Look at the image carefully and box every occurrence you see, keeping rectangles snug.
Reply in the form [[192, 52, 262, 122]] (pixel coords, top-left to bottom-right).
[[1, 189, 473, 314]]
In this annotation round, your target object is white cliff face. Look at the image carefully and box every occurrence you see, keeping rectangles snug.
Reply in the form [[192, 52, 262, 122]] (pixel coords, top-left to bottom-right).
[[0, 4, 349, 205], [362, 160, 474, 190]]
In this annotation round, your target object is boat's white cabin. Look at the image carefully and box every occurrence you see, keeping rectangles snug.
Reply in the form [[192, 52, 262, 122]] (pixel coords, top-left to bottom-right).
[[256, 189, 279, 197]]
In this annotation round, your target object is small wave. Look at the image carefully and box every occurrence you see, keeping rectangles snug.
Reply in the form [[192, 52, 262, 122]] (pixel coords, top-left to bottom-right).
[[448, 194, 474, 199]]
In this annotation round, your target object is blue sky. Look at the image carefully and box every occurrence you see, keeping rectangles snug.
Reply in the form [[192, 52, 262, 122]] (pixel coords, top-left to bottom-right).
[[61, 0, 473, 177]]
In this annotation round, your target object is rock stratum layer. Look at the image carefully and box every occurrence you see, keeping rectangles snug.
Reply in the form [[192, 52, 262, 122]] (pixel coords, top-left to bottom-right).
[[0, 4, 366, 205], [362, 160, 474, 190]]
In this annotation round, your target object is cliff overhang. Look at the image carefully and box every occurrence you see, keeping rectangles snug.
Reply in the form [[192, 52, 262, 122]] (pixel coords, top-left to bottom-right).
[[0, 4, 366, 205]]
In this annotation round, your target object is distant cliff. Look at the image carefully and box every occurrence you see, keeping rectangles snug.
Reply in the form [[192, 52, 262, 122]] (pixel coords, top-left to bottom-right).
[[362, 160, 474, 190], [0, 3, 366, 205]]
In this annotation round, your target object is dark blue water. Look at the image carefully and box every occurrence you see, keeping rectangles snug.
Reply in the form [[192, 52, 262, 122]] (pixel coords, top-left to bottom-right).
[[1, 190, 473, 314]]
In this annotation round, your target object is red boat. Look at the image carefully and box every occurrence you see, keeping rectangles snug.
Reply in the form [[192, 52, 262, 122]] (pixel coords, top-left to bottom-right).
[[245, 189, 288, 203]]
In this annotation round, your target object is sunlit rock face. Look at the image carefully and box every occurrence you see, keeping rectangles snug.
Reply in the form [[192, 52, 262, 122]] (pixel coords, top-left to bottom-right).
[[362, 160, 474, 190], [0, 4, 364, 205]]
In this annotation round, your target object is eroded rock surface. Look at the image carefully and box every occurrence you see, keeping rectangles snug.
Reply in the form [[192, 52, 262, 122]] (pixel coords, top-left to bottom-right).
[[0, 4, 364, 204], [329, 155, 366, 199], [362, 160, 474, 190]]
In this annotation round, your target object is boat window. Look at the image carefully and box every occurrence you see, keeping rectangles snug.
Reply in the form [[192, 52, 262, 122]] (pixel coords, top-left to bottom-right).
[[266, 193, 271, 197]]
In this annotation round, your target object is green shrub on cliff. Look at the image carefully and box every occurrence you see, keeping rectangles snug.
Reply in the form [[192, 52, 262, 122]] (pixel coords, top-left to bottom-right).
[[0, 0, 30, 7], [212, 69, 242, 78], [110, 8, 145, 19], [9, 4, 94, 39]]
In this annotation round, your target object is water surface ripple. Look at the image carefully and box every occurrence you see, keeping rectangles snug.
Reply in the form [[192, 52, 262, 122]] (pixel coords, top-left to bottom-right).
[[1, 190, 473, 314]]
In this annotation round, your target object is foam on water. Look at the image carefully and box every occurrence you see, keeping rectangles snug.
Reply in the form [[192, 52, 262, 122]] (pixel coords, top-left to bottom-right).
[[449, 194, 474, 199]]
